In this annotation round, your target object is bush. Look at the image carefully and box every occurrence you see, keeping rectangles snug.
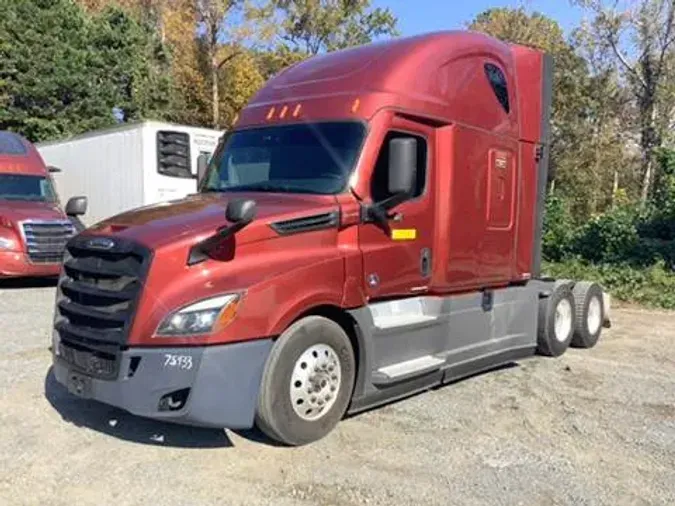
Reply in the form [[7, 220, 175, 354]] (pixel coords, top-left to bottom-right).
[[542, 194, 576, 261], [571, 203, 641, 264], [543, 259, 675, 309]]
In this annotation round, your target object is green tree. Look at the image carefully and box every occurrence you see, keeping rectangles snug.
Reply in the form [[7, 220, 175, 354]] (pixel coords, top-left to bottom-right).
[[574, 0, 675, 203], [0, 0, 115, 141], [0, 0, 174, 142], [91, 6, 173, 123], [256, 0, 399, 55]]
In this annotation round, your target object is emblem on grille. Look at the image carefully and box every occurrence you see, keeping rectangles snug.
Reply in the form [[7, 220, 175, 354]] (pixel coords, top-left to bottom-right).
[[87, 237, 115, 250]]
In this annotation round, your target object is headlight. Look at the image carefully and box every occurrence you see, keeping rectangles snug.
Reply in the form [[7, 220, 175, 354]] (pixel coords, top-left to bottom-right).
[[156, 293, 241, 336], [0, 237, 15, 250]]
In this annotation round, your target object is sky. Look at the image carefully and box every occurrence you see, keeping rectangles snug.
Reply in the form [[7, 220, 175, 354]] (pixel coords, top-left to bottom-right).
[[372, 0, 585, 36]]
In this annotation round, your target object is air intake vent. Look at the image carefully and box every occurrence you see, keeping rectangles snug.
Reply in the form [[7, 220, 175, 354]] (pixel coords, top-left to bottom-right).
[[270, 211, 339, 235]]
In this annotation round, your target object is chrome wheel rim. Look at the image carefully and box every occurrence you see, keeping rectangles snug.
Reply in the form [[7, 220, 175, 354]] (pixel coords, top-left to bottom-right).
[[587, 296, 602, 335], [554, 298, 573, 342], [290, 344, 341, 421]]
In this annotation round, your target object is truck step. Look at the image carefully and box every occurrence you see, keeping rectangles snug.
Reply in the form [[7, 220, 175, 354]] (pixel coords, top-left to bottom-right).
[[373, 355, 445, 385]]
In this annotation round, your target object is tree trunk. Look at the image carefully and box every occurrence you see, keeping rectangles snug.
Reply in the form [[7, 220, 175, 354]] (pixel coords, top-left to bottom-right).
[[612, 170, 619, 207], [211, 52, 219, 129]]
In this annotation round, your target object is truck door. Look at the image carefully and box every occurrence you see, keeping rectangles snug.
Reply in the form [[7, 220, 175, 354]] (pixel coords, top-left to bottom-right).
[[358, 119, 436, 299]]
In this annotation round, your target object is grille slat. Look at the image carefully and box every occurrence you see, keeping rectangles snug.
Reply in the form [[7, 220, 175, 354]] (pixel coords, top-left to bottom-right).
[[21, 220, 75, 263], [55, 236, 152, 380]]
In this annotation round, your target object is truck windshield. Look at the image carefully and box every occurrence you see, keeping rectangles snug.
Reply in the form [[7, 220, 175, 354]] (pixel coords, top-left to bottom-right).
[[201, 122, 366, 195], [0, 174, 57, 202]]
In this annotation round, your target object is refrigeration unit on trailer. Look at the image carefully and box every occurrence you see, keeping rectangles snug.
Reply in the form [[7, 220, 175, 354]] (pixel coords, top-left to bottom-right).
[[37, 121, 223, 225], [51, 31, 612, 446]]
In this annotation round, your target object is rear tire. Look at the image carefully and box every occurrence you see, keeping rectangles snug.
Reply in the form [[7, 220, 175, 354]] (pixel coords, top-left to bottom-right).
[[537, 284, 575, 357], [255, 316, 355, 446], [571, 281, 604, 349]]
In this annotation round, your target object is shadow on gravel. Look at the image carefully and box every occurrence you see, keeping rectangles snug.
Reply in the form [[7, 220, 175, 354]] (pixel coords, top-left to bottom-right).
[[0, 277, 58, 290], [44, 368, 234, 449]]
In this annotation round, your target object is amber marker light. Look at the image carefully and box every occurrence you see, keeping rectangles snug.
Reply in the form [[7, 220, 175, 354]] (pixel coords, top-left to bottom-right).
[[351, 98, 360, 113], [279, 105, 289, 119], [214, 295, 242, 333], [292, 104, 302, 117], [266, 107, 276, 120]]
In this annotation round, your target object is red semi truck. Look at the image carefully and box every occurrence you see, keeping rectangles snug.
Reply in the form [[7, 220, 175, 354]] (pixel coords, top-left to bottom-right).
[[51, 31, 609, 445], [0, 131, 87, 279]]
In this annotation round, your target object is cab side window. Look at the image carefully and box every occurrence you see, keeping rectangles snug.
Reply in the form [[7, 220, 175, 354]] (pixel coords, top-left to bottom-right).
[[484, 63, 510, 114], [371, 131, 427, 202]]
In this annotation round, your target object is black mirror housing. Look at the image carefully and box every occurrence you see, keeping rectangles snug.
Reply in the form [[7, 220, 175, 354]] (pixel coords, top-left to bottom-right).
[[226, 198, 257, 224], [65, 196, 87, 217], [47, 166, 61, 173], [388, 137, 417, 196]]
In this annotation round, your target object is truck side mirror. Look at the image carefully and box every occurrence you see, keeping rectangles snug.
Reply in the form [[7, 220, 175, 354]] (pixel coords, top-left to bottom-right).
[[196, 153, 210, 187], [388, 137, 417, 197], [226, 198, 257, 224], [65, 196, 87, 217], [47, 166, 62, 173]]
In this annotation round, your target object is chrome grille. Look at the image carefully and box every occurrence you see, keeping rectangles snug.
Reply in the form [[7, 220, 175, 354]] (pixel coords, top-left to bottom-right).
[[21, 220, 75, 264]]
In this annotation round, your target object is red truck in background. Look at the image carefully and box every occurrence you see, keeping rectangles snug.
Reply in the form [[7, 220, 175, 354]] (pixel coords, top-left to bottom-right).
[[0, 131, 87, 279], [51, 31, 610, 446]]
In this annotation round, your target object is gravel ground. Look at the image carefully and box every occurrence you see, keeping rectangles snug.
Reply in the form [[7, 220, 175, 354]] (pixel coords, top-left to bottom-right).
[[0, 280, 674, 506]]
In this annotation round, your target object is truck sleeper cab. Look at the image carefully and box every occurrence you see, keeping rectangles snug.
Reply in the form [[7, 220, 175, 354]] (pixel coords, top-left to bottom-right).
[[0, 131, 87, 279], [51, 31, 609, 446]]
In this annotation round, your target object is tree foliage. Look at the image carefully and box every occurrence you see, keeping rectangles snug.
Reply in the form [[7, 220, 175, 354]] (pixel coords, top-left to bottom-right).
[[256, 0, 399, 55], [0, 0, 169, 141], [574, 0, 675, 203]]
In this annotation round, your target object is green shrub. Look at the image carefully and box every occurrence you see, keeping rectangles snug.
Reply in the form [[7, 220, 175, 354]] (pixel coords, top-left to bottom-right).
[[542, 194, 576, 261], [571, 203, 641, 264], [543, 259, 675, 309]]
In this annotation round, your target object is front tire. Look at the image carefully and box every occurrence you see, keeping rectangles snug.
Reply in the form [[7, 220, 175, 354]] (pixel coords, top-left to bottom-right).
[[255, 316, 355, 446]]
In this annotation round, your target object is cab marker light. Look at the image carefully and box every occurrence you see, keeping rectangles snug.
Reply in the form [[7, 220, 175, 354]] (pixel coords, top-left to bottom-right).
[[293, 104, 302, 117], [279, 105, 289, 119], [351, 98, 360, 113], [266, 107, 276, 120]]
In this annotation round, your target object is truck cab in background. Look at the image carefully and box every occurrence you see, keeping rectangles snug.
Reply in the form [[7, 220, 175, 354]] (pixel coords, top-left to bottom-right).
[[0, 131, 87, 279], [51, 31, 610, 446]]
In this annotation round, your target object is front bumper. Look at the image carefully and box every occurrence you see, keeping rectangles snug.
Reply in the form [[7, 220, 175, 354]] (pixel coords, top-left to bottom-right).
[[0, 251, 61, 278], [52, 338, 273, 429]]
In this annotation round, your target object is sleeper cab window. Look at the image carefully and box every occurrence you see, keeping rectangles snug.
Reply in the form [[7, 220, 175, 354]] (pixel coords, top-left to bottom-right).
[[371, 131, 427, 203], [484, 63, 510, 114]]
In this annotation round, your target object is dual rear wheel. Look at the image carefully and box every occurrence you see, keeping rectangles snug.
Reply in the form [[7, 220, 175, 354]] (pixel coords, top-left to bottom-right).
[[537, 281, 605, 357]]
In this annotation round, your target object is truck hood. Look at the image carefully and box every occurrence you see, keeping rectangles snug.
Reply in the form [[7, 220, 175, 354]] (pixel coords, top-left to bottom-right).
[[0, 200, 66, 222], [87, 192, 339, 249]]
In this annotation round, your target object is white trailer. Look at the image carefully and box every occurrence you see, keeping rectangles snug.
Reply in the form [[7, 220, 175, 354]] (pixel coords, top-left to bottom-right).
[[36, 121, 224, 226]]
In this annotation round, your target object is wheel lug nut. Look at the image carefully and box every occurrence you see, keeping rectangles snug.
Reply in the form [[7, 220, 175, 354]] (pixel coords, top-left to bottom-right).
[[330, 385, 336, 392]]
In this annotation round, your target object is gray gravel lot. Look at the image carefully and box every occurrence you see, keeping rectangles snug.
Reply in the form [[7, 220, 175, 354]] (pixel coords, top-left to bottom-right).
[[0, 280, 674, 506]]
